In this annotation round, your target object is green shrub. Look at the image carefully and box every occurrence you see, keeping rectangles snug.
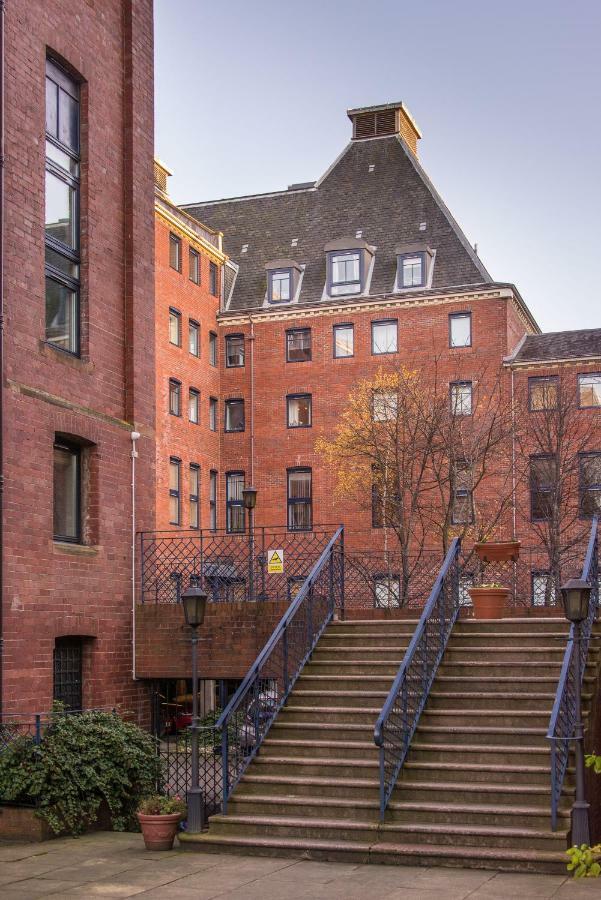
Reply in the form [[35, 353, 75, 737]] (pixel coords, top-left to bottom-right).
[[0, 707, 161, 835], [567, 844, 601, 878]]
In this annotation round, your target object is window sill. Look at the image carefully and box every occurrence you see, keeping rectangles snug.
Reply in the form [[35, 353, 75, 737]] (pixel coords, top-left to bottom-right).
[[40, 341, 93, 372], [52, 541, 100, 557]]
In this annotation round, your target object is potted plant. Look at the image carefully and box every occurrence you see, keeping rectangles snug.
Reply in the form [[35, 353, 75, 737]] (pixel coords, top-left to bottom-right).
[[137, 794, 187, 851], [474, 539, 521, 564], [468, 583, 510, 619]]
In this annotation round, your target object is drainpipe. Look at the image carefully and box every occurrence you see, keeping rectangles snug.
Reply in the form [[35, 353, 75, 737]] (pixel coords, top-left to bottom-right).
[[0, 0, 6, 719], [510, 367, 517, 538], [248, 316, 255, 485], [131, 431, 140, 679]]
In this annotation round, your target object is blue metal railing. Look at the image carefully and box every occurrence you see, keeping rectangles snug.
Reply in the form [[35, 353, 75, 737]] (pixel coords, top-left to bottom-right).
[[547, 516, 599, 830], [374, 538, 461, 819], [218, 526, 344, 811]]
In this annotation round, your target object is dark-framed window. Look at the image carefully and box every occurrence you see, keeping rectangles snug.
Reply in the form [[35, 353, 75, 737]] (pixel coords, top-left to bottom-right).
[[209, 331, 217, 366], [328, 250, 362, 296], [532, 571, 557, 607], [169, 233, 181, 272], [452, 459, 473, 525], [398, 251, 425, 288], [286, 328, 311, 363], [287, 468, 312, 531], [189, 464, 200, 529], [226, 471, 245, 533], [371, 319, 398, 355], [209, 397, 217, 431], [209, 261, 218, 296], [45, 59, 80, 355], [268, 269, 292, 303], [53, 637, 83, 710], [189, 319, 200, 357], [287, 394, 312, 428], [530, 454, 556, 521], [53, 440, 81, 542], [580, 452, 601, 518], [169, 378, 181, 416], [209, 470, 218, 531], [450, 381, 473, 416], [333, 323, 354, 358], [169, 457, 181, 525], [528, 375, 558, 411], [189, 247, 200, 284], [189, 388, 200, 424], [578, 373, 601, 408], [374, 574, 400, 608], [449, 312, 472, 348], [225, 334, 245, 368], [225, 398, 245, 432], [169, 307, 182, 346]]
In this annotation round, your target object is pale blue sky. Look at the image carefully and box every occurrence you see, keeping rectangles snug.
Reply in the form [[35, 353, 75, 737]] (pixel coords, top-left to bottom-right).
[[154, 0, 601, 332]]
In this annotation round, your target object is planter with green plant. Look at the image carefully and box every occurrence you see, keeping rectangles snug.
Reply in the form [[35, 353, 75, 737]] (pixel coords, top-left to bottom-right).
[[468, 583, 510, 619], [137, 795, 187, 850]]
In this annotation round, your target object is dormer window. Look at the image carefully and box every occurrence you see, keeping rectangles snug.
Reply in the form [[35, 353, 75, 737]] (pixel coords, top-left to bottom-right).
[[324, 237, 375, 299], [395, 243, 434, 291], [400, 253, 424, 287], [265, 259, 302, 304]]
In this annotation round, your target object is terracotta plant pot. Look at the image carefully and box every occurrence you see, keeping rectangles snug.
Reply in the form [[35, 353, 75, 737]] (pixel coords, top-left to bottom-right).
[[469, 586, 510, 620], [137, 812, 182, 851], [474, 540, 521, 564]]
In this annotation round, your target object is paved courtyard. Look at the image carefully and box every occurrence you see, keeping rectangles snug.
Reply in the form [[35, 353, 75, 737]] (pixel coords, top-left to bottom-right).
[[0, 832, 600, 899]]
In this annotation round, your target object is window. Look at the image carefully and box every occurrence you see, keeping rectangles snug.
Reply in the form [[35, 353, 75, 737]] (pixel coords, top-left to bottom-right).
[[209, 470, 218, 531], [226, 472, 245, 533], [580, 453, 601, 518], [209, 397, 218, 431], [169, 233, 181, 271], [53, 637, 83, 710], [189, 320, 200, 357], [269, 269, 292, 303], [374, 575, 400, 608], [169, 378, 181, 416], [45, 60, 80, 355], [286, 328, 311, 363], [225, 398, 245, 432], [189, 388, 200, 424], [189, 248, 200, 284], [189, 464, 200, 529], [530, 455, 556, 521], [225, 334, 245, 368], [450, 381, 472, 416], [333, 324, 354, 358], [53, 440, 81, 542], [452, 460, 473, 525], [328, 251, 362, 296], [399, 252, 425, 288], [372, 390, 398, 422], [529, 376, 558, 411], [578, 373, 601, 408], [169, 308, 181, 346], [287, 468, 312, 531], [449, 313, 472, 348], [287, 394, 312, 428], [532, 572, 557, 607], [209, 332, 217, 366], [371, 320, 398, 355], [209, 262, 218, 296], [169, 457, 181, 525]]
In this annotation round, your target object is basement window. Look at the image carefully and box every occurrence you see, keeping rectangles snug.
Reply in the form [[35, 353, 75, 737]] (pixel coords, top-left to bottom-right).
[[374, 575, 400, 608]]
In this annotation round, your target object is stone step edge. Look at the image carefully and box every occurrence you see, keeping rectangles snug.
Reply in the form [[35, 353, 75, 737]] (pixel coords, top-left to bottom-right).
[[240, 774, 566, 794], [263, 738, 554, 754], [253, 756, 555, 776]]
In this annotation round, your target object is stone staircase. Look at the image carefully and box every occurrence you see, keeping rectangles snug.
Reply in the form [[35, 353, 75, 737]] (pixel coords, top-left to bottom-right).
[[180, 617, 601, 873]]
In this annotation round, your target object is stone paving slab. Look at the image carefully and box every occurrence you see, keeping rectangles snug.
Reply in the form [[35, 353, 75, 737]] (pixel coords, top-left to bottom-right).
[[0, 832, 600, 898]]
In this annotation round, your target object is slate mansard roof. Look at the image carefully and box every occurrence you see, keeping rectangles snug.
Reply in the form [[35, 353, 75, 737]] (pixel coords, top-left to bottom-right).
[[509, 328, 601, 365], [183, 133, 494, 313]]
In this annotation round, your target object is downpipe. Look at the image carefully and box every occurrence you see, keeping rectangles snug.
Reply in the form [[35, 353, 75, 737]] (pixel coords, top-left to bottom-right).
[[0, 0, 6, 720], [131, 431, 140, 679]]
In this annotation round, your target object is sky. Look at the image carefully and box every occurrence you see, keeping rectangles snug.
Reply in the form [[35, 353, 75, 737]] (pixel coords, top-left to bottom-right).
[[154, 0, 601, 333]]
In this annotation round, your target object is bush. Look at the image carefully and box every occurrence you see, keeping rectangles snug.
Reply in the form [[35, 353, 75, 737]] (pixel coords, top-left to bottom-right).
[[565, 753, 601, 877], [0, 707, 161, 835]]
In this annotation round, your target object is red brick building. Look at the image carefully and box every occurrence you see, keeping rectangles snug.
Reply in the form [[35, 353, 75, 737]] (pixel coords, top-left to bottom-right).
[[0, 0, 155, 719]]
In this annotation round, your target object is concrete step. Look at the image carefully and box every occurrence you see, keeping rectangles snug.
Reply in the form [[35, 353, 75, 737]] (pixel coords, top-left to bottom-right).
[[269, 721, 374, 742], [297, 674, 395, 691], [453, 619, 570, 634], [443, 647, 569, 663], [393, 778, 567, 806], [237, 772, 380, 801], [252, 755, 379, 779], [437, 661, 563, 678], [328, 620, 418, 634], [434, 673, 597, 692], [448, 631, 570, 647], [401, 760, 569, 787], [305, 661, 399, 676], [311, 647, 409, 662], [427, 691, 559, 711], [318, 634, 413, 648], [278, 705, 379, 725], [291, 690, 388, 708], [414, 724, 549, 747], [417, 709, 555, 729], [260, 738, 379, 761], [408, 742, 556, 767]]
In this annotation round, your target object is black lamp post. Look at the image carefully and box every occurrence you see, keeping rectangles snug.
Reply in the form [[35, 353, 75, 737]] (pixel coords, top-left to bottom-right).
[[243, 486, 257, 602], [182, 581, 207, 834], [561, 577, 592, 847]]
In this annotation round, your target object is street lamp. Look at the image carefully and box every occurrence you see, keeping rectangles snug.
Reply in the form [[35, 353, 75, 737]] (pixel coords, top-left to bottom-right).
[[243, 486, 258, 602], [181, 581, 207, 834], [561, 577, 592, 847]]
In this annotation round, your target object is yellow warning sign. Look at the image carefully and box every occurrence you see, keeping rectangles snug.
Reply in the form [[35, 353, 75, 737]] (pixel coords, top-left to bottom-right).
[[267, 549, 284, 574]]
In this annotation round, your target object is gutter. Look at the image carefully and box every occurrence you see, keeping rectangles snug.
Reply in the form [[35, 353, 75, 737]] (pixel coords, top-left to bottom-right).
[[0, 0, 5, 719]]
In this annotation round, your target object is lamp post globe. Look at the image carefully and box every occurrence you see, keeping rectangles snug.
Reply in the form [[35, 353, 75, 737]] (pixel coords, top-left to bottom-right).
[[181, 581, 208, 834], [560, 578, 591, 624], [242, 486, 258, 510], [182, 583, 207, 629]]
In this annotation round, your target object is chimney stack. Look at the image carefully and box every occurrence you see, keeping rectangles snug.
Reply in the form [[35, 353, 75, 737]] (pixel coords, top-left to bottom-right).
[[347, 101, 422, 156]]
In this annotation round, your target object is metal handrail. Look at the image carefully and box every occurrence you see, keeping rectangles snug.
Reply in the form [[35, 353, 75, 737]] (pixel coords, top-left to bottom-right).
[[547, 516, 599, 830], [218, 526, 344, 810], [374, 538, 461, 819]]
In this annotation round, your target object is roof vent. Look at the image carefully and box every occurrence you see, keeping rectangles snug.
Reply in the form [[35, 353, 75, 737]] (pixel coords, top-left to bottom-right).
[[241, 244, 249, 254], [291, 238, 298, 247], [153, 158, 172, 195], [347, 102, 422, 156], [287, 182, 315, 191], [368, 164, 375, 173]]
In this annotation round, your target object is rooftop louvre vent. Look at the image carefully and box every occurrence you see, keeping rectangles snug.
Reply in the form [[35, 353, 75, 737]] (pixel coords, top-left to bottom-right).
[[153, 158, 172, 194], [348, 102, 422, 156]]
